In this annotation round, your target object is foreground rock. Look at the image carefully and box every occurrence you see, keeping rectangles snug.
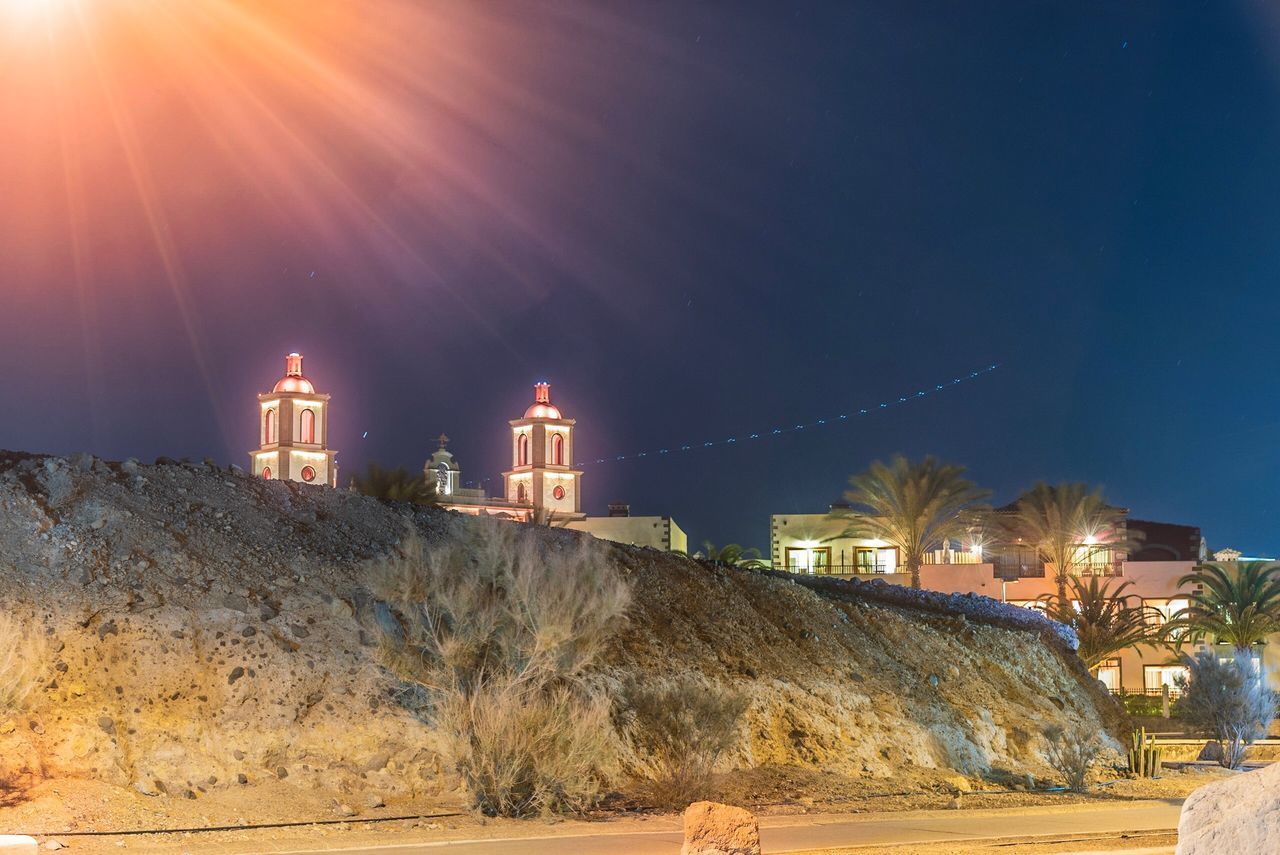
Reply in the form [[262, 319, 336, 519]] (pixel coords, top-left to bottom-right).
[[681, 801, 760, 855], [1176, 762, 1272, 854]]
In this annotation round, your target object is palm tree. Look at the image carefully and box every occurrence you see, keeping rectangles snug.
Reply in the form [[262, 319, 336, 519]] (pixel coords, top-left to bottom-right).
[[1037, 576, 1162, 672], [701, 542, 767, 569], [1000, 482, 1133, 601], [1172, 561, 1280, 656], [833, 456, 989, 589], [351, 463, 438, 506]]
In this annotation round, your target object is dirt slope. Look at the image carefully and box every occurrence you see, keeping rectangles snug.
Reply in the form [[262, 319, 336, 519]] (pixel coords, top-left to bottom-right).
[[0, 451, 1125, 823]]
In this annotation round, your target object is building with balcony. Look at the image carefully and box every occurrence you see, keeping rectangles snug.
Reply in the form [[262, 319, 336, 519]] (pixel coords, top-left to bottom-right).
[[769, 503, 1233, 695]]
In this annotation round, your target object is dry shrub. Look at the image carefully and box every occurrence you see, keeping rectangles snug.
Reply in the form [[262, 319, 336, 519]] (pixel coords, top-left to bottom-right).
[[370, 520, 631, 817], [1179, 650, 1276, 769], [624, 674, 748, 809], [0, 613, 47, 714], [1043, 723, 1099, 792]]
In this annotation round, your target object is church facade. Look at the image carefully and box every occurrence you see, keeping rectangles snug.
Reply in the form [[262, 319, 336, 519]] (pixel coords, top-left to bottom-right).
[[428, 381, 686, 551]]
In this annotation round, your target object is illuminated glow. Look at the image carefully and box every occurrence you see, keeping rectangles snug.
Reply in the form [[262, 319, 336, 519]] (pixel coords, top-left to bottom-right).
[[969, 542, 983, 556], [289, 450, 329, 460], [1083, 534, 1098, 545]]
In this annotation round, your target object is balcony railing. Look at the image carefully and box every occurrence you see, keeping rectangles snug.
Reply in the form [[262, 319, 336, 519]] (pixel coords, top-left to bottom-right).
[[993, 561, 1123, 580], [781, 563, 901, 577]]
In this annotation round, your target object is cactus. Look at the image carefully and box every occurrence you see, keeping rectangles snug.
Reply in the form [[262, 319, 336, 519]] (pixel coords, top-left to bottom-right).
[[1127, 726, 1163, 777]]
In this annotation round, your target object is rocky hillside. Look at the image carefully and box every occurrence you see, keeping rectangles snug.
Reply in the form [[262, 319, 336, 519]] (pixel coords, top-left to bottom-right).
[[0, 451, 1124, 819]]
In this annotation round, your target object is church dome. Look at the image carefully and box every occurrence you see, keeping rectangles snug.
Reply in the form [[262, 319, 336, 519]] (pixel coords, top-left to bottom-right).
[[273, 352, 315, 394], [524, 382, 562, 419]]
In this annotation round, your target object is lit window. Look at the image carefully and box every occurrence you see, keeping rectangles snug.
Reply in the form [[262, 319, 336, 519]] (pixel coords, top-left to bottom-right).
[[265, 409, 277, 444], [300, 409, 316, 444], [553, 485, 566, 500], [262, 466, 272, 479], [300, 465, 316, 482], [517, 482, 528, 502], [518, 434, 529, 466], [1144, 665, 1189, 696], [1096, 658, 1121, 693], [552, 433, 564, 465]]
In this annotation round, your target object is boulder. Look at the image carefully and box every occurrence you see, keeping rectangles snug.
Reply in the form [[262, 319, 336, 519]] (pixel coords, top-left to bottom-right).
[[681, 801, 760, 855], [1176, 761, 1273, 854]]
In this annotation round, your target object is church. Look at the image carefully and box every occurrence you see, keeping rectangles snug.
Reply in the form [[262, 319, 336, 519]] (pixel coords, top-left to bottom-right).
[[249, 354, 686, 552], [429, 380, 688, 553]]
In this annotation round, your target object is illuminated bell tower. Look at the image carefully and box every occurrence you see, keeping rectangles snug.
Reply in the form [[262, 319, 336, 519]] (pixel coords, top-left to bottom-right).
[[502, 382, 584, 520], [250, 352, 338, 487]]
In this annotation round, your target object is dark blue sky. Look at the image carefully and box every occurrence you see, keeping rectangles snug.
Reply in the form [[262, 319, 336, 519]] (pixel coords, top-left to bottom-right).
[[3, 1, 1279, 553]]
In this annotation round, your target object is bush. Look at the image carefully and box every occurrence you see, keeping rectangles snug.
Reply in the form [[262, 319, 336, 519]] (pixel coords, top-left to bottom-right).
[[1043, 724, 1100, 792], [1120, 692, 1180, 719], [0, 613, 46, 714], [623, 675, 748, 810], [1178, 650, 1275, 769], [370, 521, 631, 816]]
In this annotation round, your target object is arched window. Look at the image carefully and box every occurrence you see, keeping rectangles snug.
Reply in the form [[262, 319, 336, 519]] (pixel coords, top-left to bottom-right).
[[518, 433, 529, 466], [551, 433, 564, 465], [265, 409, 277, 444], [517, 482, 528, 503], [300, 409, 316, 444], [261, 466, 272, 479]]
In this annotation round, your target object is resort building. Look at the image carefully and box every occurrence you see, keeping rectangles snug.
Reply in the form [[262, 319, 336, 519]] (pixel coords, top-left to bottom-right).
[[250, 353, 338, 487], [770, 504, 1239, 696]]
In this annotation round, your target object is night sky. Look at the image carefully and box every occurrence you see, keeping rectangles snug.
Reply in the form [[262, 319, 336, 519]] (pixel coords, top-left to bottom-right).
[[3, 2, 1279, 554]]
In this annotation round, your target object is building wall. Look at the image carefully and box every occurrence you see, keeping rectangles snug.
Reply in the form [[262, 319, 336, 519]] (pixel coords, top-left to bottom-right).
[[567, 516, 683, 552]]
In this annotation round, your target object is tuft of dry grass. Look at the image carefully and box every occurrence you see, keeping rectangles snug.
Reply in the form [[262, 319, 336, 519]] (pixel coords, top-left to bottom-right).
[[623, 674, 748, 810], [1042, 723, 1099, 792], [369, 520, 630, 817]]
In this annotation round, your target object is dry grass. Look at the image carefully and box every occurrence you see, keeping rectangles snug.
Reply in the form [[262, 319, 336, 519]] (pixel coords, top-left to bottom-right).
[[623, 674, 748, 809], [1042, 723, 1100, 792], [369, 520, 631, 817]]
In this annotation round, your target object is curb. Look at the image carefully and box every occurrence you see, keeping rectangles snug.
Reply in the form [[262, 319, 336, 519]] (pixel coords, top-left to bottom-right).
[[0, 837, 37, 855]]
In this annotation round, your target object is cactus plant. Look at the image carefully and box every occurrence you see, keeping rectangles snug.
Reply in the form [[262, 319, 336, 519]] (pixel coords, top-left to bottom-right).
[[1127, 726, 1162, 777]]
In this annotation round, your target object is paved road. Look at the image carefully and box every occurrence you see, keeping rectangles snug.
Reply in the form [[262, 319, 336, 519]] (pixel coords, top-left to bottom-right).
[[265, 800, 1185, 855]]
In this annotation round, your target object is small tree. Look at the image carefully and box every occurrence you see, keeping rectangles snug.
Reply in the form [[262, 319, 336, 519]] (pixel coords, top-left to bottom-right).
[[1172, 562, 1280, 656], [1178, 650, 1276, 770], [351, 463, 438, 506], [1043, 723, 1100, 792], [834, 456, 989, 589], [1001, 483, 1134, 601], [1037, 576, 1162, 672], [369, 520, 631, 816], [701, 543, 767, 569], [623, 675, 748, 809]]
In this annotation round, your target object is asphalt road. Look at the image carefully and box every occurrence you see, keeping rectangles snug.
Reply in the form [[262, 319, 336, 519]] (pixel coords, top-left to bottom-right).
[[263, 800, 1185, 855]]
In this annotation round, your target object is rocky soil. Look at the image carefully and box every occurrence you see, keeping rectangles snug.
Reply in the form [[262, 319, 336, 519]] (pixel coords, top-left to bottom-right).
[[0, 451, 1128, 831]]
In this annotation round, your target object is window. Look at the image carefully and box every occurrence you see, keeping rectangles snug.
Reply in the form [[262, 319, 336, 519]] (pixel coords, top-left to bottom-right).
[[265, 409, 277, 444], [1143, 598, 1189, 639], [517, 482, 528, 503], [1144, 664, 1189, 696], [300, 465, 316, 482], [1096, 658, 1121, 693], [551, 433, 564, 465], [300, 409, 316, 444], [518, 434, 529, 466], [436, 462, 451, 495], [552, 485, 566, 500], [261, 466, 272, 479], [855, 547, 897, 573], [785, 546, 830, 573]]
